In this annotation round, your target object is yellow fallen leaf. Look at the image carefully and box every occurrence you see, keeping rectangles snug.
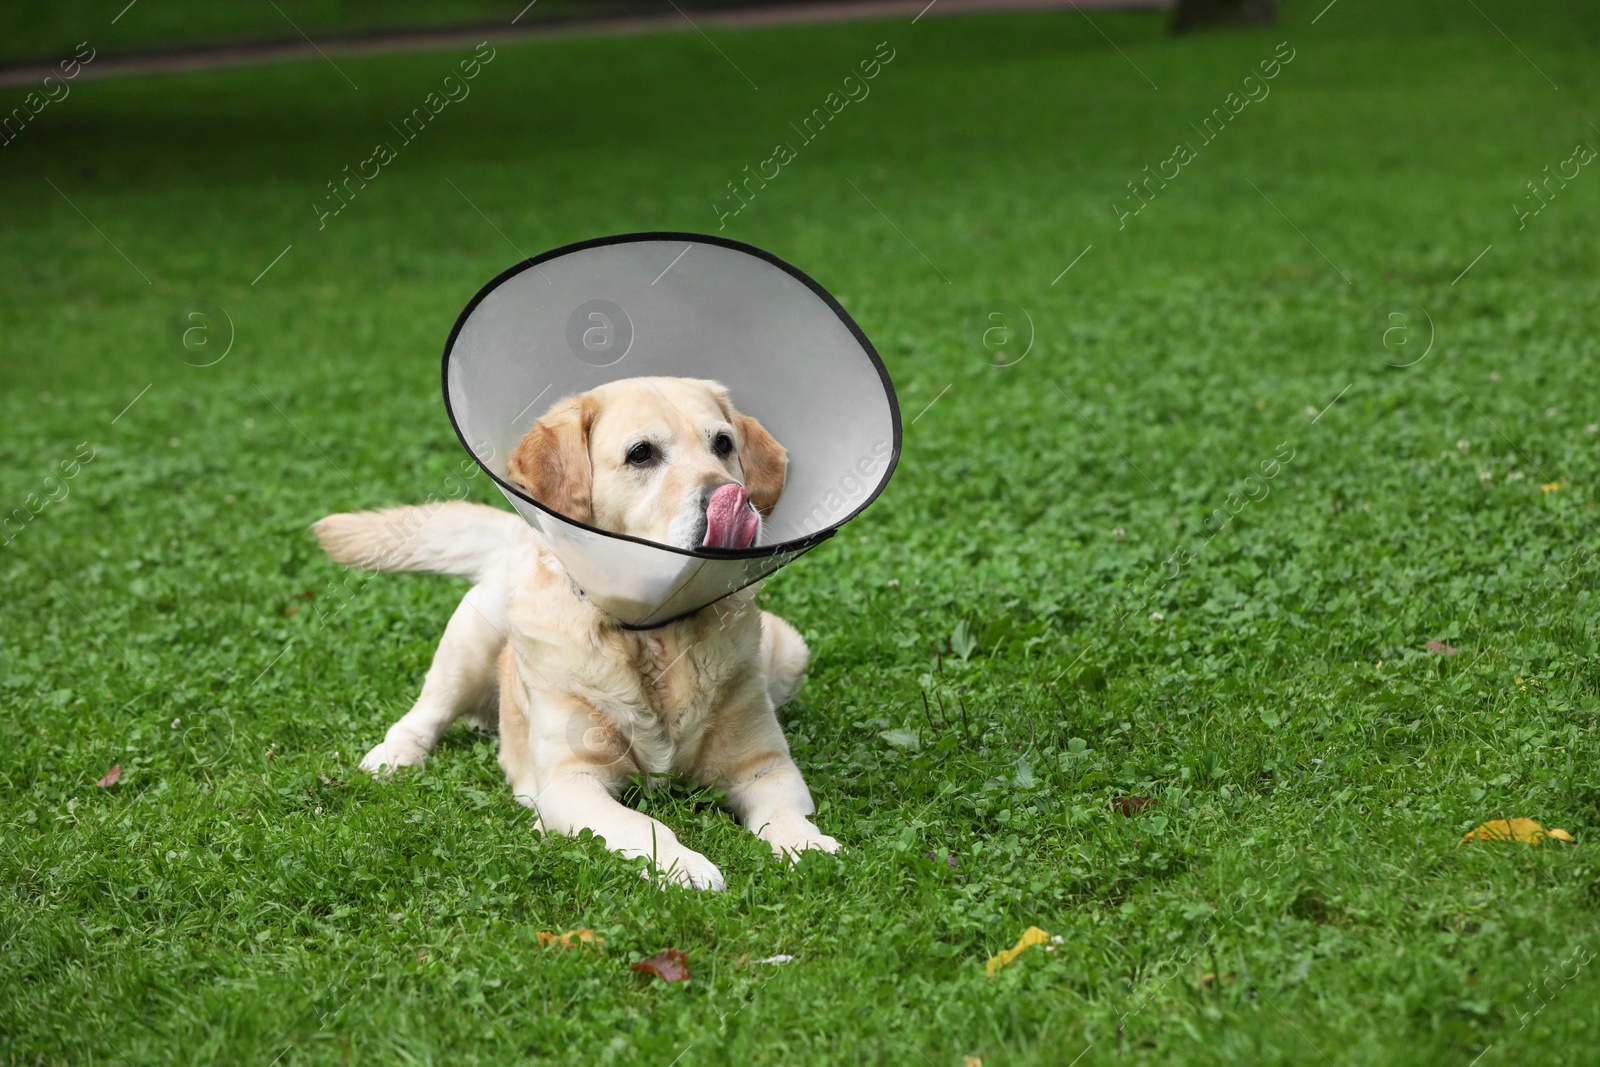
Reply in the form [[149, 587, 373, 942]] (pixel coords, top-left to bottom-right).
[[1458, 818, 1574, 845], [537, 928, 604, 948], [985, 926, 1050, 977]]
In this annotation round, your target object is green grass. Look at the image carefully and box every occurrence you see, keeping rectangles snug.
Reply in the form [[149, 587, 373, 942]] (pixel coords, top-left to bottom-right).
[[5, 2, 1600, 1063]]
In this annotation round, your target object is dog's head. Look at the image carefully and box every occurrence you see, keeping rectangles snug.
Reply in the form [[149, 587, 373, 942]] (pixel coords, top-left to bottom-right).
[[507, 377, 787, 551]]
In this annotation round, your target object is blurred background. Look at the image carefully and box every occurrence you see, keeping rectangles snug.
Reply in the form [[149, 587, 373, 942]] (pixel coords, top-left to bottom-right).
[[5, 2, 1600, 1064]]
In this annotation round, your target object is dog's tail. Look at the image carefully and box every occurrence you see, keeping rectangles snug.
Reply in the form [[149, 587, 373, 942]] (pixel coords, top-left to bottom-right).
[[313, 502, 523, 584]]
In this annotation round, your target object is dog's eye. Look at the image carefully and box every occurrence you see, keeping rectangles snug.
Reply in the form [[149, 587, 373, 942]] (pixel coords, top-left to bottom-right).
[[626, 442, 655, 467], [712, 433, 734, 458]]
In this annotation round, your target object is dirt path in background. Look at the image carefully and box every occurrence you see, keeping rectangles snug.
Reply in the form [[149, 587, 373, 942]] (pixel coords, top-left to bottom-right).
[[0, 0, 1166, 89]]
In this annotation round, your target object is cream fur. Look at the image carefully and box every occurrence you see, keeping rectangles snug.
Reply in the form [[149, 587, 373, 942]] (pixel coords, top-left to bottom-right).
[[314, 379, 834, 890]]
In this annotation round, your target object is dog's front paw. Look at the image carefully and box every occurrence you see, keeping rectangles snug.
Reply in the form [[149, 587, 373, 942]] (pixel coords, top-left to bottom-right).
[[650, 847, 726, 891], [761, 814, 841, 863], [359, 739, 426, 775]]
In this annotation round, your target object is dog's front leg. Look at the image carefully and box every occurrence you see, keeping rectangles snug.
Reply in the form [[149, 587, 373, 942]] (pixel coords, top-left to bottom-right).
[[360, 581, 505, 774], [707, 700, 839, 863], [535, 769, 726, 891], [497, 655, 725, 891]]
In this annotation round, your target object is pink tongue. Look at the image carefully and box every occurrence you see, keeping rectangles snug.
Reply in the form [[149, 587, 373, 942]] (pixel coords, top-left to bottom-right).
[[704, 483, 760, 549]]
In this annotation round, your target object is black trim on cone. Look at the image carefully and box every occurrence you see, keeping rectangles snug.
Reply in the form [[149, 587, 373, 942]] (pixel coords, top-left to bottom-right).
[[440, 231, 903, 562]]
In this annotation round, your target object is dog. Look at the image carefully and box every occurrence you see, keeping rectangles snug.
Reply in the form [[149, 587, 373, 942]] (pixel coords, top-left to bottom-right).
[[314, 377, 838, 889]]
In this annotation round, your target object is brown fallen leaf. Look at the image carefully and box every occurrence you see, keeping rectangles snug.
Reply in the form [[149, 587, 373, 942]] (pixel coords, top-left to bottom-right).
[[1425, 640, 1458, 656], [1111, 795, 1156, 816], [96, 764, 122, 788], [985, 926, 1053, 977], [632, 947, 691, 982], [536, 928, 604, 949], [1458, 818, 1574, 845]]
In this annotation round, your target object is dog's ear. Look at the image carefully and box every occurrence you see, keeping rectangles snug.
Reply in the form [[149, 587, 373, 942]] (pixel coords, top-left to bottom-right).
[[508, 395, 596, 523], [735, 414, 787, 517]]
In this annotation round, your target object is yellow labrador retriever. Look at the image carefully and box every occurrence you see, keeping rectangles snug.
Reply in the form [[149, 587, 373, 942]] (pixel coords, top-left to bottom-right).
[[314, 377, 837, 889]]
